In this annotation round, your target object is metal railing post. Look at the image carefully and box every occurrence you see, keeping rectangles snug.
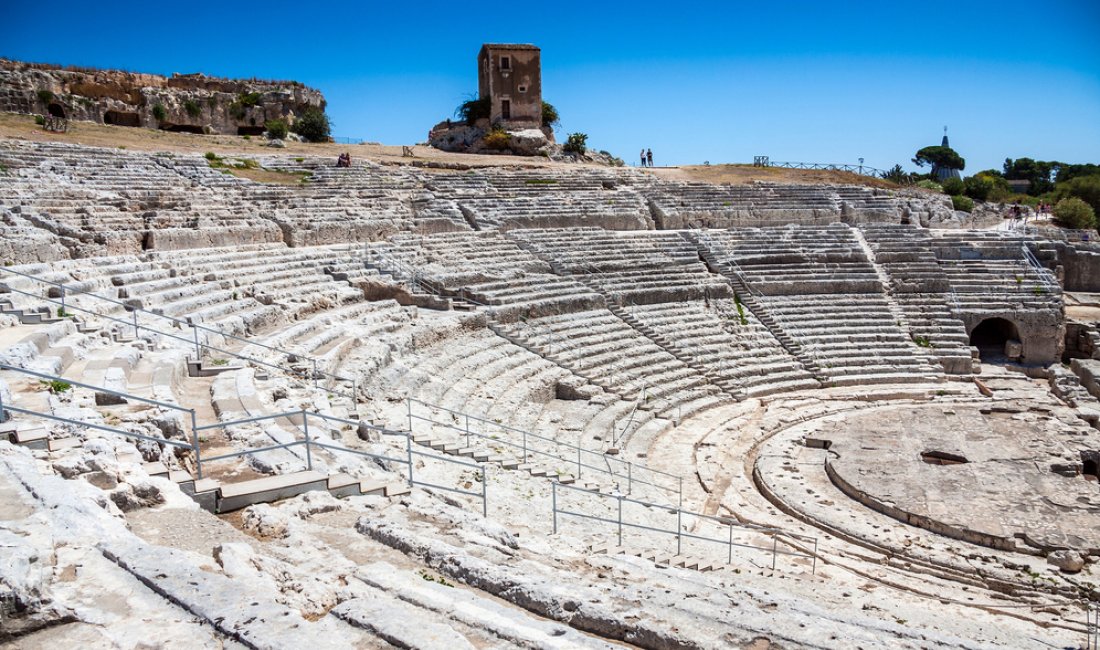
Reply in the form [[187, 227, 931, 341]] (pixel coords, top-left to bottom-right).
[[406, 398, 413, 434], [312, 359, 319, 390], [132, 310, 139, 338], [302, 410, 313, 471], [191, 409, 203, 480], [771, 535, 778, 571], [465, 413, 470, 449], [552, 481, 557, 534], [59, 285, 65, 315], [617, 494, 623, 547], [677, 507, 683, 556], [481, 466, 487, 518], [676, 477, 684, 556], [406, 432, 414, 486], [728, 523, 733, 564], [192, 326, 202, 361], [812, 538, 818, 575], [522, 430, 527, 464], [627, 462, 633, 495], [576, 446, 581, 479]]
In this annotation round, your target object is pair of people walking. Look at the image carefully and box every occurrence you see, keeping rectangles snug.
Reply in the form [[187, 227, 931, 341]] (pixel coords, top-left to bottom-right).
[[639, 148, 654, 167]]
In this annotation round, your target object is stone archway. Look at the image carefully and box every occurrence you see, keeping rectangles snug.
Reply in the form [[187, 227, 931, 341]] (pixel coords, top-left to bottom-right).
[[47, 103, 66, 118], [969, 317, 1021, 362]]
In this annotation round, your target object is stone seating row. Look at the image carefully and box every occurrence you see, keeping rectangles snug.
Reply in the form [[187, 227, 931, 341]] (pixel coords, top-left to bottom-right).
[[624, 301, 819, 396], [759, 293, 942, 385], [494, 309, 722, 412]]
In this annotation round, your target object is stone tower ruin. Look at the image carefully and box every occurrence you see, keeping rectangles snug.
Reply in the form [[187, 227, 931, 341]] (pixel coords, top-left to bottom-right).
[[477, 44, 542, 127]]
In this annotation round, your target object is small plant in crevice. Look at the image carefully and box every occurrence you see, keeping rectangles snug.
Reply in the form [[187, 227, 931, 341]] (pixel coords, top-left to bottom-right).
[[913, 335, 932, 348], [184, 100, 202, 118], [40, 379, 72, 394], [152, 103, 167, 122], [417, 569, 454, 587], [210, 358, 229, 366], [733, 294, 749, 326]]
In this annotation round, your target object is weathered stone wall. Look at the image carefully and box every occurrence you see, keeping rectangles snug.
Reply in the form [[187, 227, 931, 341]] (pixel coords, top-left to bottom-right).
[[0, 59, 325, 135], [961, 310, 1064, 366], [1051, 243, 1100, 292]]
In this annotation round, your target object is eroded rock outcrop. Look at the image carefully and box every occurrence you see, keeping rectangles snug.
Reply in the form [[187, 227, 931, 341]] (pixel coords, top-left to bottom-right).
[[0, 59, 325, 135]]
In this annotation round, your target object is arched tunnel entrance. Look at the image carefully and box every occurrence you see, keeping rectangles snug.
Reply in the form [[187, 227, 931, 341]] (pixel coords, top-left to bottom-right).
[[47, 103, 66, 118], [970, 318, 1021, 362]]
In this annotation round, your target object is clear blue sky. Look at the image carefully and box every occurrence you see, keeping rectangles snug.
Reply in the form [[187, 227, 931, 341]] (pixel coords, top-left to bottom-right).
[[2, 1, 1098, 172]]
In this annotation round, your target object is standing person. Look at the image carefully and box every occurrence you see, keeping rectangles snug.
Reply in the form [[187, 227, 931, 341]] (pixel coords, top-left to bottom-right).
[[647, 149, 653, 167], [640, 149, 647, 167]]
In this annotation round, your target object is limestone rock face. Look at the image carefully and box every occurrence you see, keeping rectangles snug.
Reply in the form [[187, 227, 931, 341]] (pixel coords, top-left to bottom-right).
[[0, 58, 325, 136], [428, 119, 556, 157], [507, 128, 549, 155], [1047, 549, 1085, 573]]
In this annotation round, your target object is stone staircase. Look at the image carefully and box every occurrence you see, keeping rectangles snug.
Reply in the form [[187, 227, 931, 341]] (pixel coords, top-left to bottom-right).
[[607, 302, 747, 399], [691, 238, 824, 380]]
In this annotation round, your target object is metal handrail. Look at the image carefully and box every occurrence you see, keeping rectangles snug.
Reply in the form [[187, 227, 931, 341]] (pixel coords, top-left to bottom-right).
[[0, 365, 486, 513], [0, 266, 356, 400], [406, 397, 682, 500], [552, 481, 818, 573], [1020, 244, 1058, 291]]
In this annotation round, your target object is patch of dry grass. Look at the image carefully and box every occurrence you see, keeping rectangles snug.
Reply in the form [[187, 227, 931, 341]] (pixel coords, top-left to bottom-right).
[[648, 163, 900, 189]]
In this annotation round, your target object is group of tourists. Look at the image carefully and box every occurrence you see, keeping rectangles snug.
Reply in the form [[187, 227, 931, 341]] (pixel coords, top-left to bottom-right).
[[336, 152, 352, 167], [639, 148, 654, 167]]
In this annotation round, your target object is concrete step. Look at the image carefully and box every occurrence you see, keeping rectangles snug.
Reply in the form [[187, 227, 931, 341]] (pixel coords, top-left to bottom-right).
[[217, 470, 328, 513]]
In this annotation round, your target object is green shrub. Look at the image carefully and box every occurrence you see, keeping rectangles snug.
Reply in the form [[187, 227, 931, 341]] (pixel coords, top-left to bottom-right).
[[40, 379, 71, 394], [265, 118, 288, 140], [34, 115, 45, 126], [483, 127, 511, 150], [1053, 197, 1097, 229], [456, 97, 491, 125], [563, 132, 588, 155], [292, 109, 331, 142], [916, 179, 943, 192], [1054, 174, 1100, 216], [36, 89, 54, 104], [152, 103, 167, 122], [941, 177, 965, 196], [184, 100, 201, 118], [204, 151, 219, 161], [541, 101, 560, 128], [961, 175, 991, 201], [951, 195, 974, 212], [237, 92, 262, 108]]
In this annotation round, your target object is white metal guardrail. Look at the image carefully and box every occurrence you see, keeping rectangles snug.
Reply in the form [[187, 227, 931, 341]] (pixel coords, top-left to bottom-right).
[[0, 364, 487, 513], [0, 266, 358, 402], [406, 397, 683, 505], [552, 481, 818, 573]]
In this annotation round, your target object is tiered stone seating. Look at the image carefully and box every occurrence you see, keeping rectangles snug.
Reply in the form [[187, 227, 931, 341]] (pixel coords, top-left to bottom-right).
[[859, 224, 974, 373], [704, 224, 881, 295], [643, 182, 898, 229], [368, 232, 605, 316], [700, 224, 942, 384], [762, 293, 942, 385], [930, 231, 1063, 312], [421, 168, 651, 231], [509, 228, 730, 304], [494, 309, 725, 418], [0, 141, 284, 256], [624, 300, 818, 396]]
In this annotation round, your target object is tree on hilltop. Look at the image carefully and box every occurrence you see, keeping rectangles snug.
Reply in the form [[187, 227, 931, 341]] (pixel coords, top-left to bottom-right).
[[912, 146, 965, 173]]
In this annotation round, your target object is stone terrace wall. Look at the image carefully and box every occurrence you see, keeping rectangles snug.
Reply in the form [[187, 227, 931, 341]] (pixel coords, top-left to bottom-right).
[[0, 59, 324, 135]]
